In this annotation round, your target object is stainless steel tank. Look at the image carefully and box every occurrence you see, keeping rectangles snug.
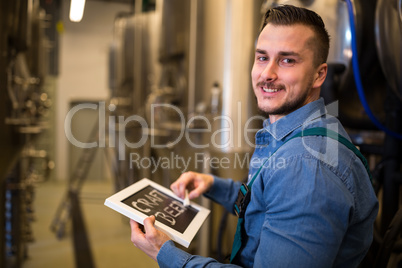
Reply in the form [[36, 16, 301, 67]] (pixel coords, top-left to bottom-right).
[[190, 0, 263, 180], [109, 11, 161, 189], [375, 0, 401, 96], [143, 0, 263, 183]]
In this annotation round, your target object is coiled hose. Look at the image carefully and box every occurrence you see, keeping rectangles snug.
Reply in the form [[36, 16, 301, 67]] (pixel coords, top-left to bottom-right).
[[345, 0, 402, 140]]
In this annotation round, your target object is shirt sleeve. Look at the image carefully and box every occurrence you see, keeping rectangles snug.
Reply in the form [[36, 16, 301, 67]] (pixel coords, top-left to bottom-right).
[[203, 175, 241, 214], [252, 155, 354, 267], [157, 240, 243, 268], [156, 176, 243, 268]]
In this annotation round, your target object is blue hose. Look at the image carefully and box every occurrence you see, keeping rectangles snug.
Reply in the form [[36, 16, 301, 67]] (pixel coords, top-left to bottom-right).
[[345, 0, 402, 140]]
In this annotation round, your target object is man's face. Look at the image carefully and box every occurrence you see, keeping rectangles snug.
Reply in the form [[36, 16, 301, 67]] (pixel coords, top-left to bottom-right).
[[251, 24, 327, 123]]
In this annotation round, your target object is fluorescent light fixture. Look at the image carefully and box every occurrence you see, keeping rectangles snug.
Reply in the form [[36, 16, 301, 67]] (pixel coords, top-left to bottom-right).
[[69, 0, 86, 22]]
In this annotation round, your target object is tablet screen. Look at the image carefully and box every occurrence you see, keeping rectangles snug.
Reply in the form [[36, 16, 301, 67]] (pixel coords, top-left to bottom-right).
[[122, 185, 198, 233]]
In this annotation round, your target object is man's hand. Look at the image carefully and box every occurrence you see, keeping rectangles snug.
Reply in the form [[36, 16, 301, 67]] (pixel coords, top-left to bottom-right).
[[170, 171, 214, 200], [130, 216, 171, 261]]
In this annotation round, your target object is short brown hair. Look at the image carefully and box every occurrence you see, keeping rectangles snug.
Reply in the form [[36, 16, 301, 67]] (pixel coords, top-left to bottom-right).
[[260, 5, 330, 67]]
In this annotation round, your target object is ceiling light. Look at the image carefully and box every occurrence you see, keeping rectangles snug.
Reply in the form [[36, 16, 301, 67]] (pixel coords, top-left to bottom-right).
[[69, 0, 86, 22]]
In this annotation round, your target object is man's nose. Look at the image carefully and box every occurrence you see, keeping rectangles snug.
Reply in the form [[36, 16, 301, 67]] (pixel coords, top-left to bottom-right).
[[261, 62, 278, 81]]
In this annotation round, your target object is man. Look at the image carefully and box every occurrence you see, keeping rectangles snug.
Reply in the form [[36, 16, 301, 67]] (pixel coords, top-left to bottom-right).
[[130, 5, 378, 267]]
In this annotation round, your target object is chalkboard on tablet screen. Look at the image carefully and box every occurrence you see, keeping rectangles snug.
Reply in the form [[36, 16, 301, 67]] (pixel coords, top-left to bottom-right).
[[105, 178, 210, 247], [122, 185, 198, 233]]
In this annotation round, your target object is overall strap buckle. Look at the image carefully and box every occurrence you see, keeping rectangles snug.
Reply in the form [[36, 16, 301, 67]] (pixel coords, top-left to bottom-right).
[[234, 183, 251, 218]]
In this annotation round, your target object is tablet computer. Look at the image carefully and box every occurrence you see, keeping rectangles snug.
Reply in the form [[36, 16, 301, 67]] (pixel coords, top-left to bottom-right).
[[104, 178, 210, 248]]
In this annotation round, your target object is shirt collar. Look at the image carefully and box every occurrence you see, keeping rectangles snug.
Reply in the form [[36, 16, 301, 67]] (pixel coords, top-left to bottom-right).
[[262, 98, 327, 141]]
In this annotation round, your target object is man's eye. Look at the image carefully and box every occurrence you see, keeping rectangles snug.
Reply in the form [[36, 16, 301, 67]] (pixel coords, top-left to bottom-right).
[[282, 58, 295, 64], [257, 56, 267, 61]]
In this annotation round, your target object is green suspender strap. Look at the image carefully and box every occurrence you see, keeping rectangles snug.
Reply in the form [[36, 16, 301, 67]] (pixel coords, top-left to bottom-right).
[[230, 127, 371, 263]]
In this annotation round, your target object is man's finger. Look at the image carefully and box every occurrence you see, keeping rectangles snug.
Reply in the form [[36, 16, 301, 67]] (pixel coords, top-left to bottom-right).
[[130, 219, 145, 244], [189, 188, 202, 199], [180, 172, 198, 195], [143, 215, 156, 235], [130, 219, 140, 232], [172, 171, 199, 197]]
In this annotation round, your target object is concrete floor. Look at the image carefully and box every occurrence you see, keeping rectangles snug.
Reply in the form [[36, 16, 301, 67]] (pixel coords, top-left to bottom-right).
[[23, 179, 159, 268]]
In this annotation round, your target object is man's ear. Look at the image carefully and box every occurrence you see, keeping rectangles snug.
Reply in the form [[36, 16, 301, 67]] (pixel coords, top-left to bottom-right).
[[312, 63, 328, 89]]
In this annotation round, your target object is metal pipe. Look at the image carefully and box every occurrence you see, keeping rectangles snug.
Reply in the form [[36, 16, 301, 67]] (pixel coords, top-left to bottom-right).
[[187, 0, 198, 117]]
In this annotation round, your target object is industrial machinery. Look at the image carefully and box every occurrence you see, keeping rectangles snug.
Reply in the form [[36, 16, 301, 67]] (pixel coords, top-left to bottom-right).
[[0, 0, 55, 266]]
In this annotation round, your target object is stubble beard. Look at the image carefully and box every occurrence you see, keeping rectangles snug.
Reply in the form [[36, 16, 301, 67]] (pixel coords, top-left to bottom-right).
[[256, 80, 314, 119]]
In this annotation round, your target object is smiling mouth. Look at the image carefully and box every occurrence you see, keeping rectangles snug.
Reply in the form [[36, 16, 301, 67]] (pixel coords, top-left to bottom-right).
[[262, 87, 282, 93], [258, 82, 285, 93]]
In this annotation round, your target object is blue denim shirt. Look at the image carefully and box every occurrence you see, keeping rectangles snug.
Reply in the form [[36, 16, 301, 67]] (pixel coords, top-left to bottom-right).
[[157, 98, 378, 268]]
